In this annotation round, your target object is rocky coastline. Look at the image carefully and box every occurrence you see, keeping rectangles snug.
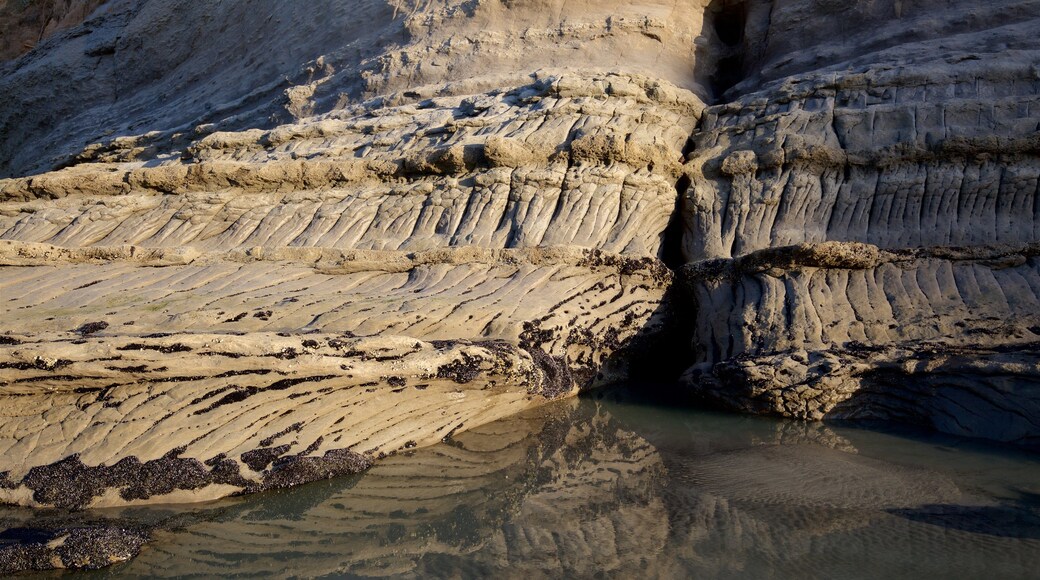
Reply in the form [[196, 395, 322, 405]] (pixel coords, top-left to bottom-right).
[[0, 0, 1039, 570]]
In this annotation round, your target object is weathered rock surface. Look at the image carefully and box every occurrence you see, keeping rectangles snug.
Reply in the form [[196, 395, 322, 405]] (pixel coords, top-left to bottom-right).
[[1, 0, 1039, 516], [678, 0, 1040, 445], [0, 246, 669, 508], [681, 242, 1040, 445], [0, 0, 698, 508], [0, 0, 108, 61]]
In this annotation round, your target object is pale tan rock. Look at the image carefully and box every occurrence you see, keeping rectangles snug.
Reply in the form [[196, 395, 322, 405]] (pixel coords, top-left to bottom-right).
[[2, 0, 1040, 517], [0, 0, 706, 508]]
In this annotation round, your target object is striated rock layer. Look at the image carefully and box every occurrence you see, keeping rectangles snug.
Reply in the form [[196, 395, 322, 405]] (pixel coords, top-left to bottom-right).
[[678, 0, 1040, 446], [0, 244, 670, 508], [0, 0, 701, 508], [681, 242, 1040, 446], [1, 0, 1040, 512]]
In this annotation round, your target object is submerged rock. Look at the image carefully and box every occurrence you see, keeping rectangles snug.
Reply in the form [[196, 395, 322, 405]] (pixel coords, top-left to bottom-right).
[[0, 524, 149, 574]]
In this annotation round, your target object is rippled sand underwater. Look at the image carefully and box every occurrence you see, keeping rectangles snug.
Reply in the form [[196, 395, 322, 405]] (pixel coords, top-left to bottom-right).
[[19, 390, 1040, 579]]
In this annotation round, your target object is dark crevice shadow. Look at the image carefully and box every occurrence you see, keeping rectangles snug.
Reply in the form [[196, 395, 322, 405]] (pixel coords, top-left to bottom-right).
[[696, 0, 750, 103], [661, 173, 692, 271], [694, 0, 775, 104]]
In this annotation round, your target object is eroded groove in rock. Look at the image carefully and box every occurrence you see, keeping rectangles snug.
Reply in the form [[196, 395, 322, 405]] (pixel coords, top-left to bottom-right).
[[0, 246, 670, 507], [0, 75, 699, 258], [0, 0, 714, 180], [0, 334, 559, 508]]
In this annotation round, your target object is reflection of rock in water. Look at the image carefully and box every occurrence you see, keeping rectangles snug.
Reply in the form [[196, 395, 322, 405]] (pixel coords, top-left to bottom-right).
[[5, 398, 1039, 577], [652, 432, 1040, 579], [679, 444, 964, 510], [115, 398, 669, 578], [657, 484, 1040, 580]]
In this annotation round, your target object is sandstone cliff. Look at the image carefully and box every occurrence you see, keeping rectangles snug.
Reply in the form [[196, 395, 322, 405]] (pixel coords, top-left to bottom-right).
[[0, 0, 704, 509], [0, 0, 1038, 514]]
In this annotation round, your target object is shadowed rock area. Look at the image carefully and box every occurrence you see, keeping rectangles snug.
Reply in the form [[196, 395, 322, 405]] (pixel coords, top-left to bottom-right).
[[677, 0, 1040, 445], [0, 0, 108, 61]]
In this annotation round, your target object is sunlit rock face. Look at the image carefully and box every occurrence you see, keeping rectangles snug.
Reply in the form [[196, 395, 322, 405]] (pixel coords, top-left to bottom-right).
[[678, 0, 1040, 445], [1, 0, 1038, 510], [0, 0, 705, 507]]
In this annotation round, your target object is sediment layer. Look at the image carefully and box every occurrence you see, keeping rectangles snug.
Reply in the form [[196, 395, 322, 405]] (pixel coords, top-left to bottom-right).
[[679, 242, 1040, 447], [677, 0, 1040, 442], [0, 243, 670, 508], [2, 0, 1039, 517], [0, 0, 708, 509]]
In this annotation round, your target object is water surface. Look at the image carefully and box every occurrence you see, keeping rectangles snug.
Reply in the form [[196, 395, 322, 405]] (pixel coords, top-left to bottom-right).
[[58, 389, 1040, 578]]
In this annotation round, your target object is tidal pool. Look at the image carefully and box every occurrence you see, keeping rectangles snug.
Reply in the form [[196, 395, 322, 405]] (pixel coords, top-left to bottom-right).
[[22, 388, 1040, 578]]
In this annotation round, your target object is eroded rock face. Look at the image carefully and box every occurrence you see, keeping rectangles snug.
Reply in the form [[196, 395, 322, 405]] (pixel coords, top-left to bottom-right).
[[0, 247, 671, 508], [680, 242, 1040, 445], [1, 0, 1039, 511], [0, 0, 109, 62], [0, 0, 712, 180], [679, 0, 1040, 444], [0, 0, 700, 508]]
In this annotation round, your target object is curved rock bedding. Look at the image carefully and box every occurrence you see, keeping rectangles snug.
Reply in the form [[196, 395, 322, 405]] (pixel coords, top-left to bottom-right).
[[0, 245, 670, 508], [0, 0, 1039, 517], [0, 0, 698, 509]]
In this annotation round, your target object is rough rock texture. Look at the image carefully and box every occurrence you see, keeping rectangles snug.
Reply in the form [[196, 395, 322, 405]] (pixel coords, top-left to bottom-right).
[[678, 0, 1040, 445], [0, 0, 699, 507], [0, 247, 669, 508], [0, 523, 148, 574], [0, 0, 709, 180], [0, 0, 108, 61], [681, 242, 1040, 446], [1, 0, 1039, 510]]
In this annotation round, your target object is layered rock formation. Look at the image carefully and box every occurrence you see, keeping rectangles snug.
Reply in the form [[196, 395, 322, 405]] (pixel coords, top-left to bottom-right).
[[678, 0, 1040, 446], [1, 0, 1039, 511], [0, 0, 701, 507]]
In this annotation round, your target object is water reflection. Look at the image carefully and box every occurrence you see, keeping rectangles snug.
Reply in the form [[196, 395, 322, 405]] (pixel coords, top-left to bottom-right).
[[32, 392, 1040, 578]]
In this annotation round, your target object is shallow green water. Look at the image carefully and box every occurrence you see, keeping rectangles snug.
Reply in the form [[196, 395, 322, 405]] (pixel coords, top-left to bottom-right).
[[64, 390, 1040, 578]]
